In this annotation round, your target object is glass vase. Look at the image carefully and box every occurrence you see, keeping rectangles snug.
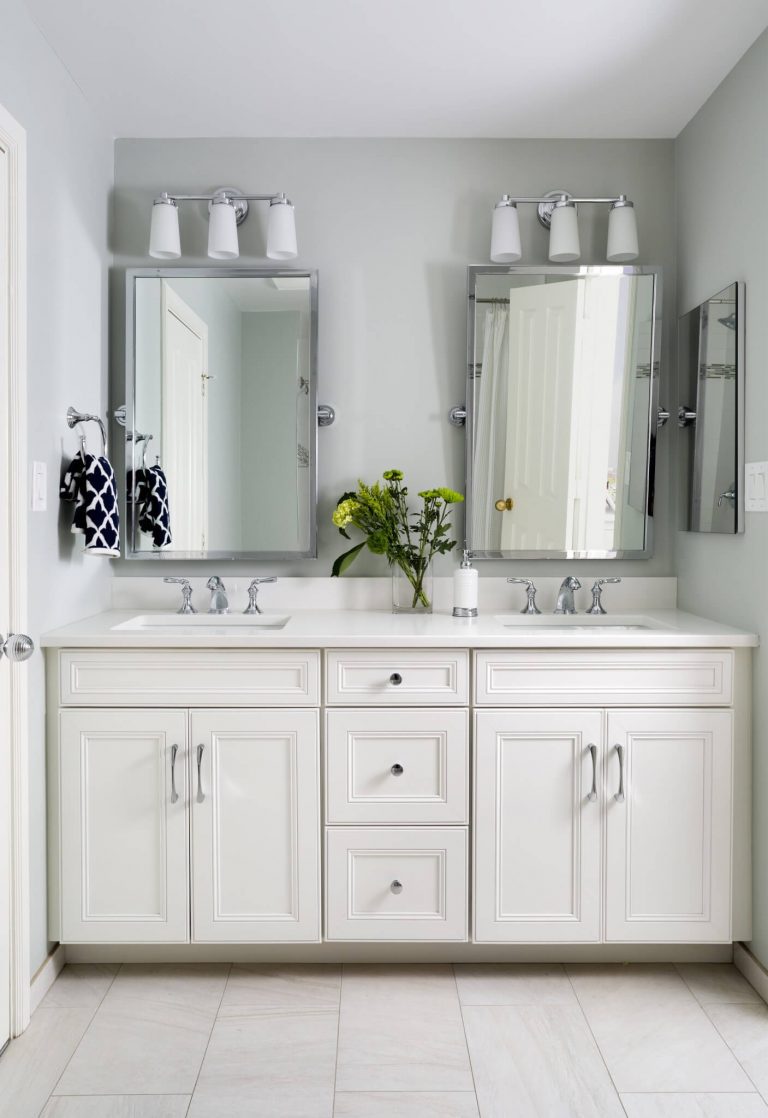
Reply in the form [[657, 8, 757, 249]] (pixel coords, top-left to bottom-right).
[[392, 561, 433, 614]]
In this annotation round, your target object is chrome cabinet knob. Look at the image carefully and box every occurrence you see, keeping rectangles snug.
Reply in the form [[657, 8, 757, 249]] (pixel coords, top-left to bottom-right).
[[390, 880, 403, 894], [0, 632, 34, 662], [390, 763, 404, 776], [389, 672, 403, 686]]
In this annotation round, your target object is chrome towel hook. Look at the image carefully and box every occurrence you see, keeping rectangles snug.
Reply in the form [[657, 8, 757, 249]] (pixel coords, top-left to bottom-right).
[[67, 407, 107, 456]]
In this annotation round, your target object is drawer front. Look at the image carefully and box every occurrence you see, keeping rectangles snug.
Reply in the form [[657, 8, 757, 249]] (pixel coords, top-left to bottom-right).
[[326, 650, 469, 706], [325, 826, 468, 941], [326, 709, 469, 824], [59, 649, 320, 707], [475, 650, 734, 707]]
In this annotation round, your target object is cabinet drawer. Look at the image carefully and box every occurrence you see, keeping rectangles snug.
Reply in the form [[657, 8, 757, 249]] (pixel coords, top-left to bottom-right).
[[59, 649, 320, 707], [475, 649, 733, 707], [325, 826, 467, 941], [326, 650, 469, 706], [326, 709, 468, 824]]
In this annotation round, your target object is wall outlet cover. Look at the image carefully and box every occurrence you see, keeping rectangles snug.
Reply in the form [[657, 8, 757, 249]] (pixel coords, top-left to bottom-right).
[[745, 462, 768, 512]]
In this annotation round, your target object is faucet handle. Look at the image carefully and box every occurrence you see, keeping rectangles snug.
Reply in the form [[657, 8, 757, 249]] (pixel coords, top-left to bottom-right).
[[163, 577, 197, 615], [245, 577, 278, 615], [507, 577, 541, 615], [586, 576, 621, 616]]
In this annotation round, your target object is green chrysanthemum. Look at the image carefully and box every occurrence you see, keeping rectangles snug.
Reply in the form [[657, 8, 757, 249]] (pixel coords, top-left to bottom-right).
[[382, 468, 404, 481], [332, 498, 359, 528]]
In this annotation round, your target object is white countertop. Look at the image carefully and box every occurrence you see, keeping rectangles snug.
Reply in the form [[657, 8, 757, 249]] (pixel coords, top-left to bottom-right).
[[40, 608, 759, 650]]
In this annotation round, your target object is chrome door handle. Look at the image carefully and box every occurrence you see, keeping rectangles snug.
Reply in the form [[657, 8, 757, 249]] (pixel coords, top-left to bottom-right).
[[196, 743, 205, 803], [170, 744, 179, 804], [0, 632, 34, 662], [614, 744, 625, 802], [389, 672, 403, 686], [390, 763, 404, 776], [390, 880, 403, 894], [587, 744, 598, 802]]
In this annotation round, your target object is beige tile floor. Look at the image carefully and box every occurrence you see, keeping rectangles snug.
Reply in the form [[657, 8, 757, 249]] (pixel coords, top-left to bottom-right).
[[1, 962, 767, 1117]]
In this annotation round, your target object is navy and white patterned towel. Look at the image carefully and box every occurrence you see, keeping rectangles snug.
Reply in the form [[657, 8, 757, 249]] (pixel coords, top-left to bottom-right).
[[60, 452, 120, 557], [135, 464, 173, 550]]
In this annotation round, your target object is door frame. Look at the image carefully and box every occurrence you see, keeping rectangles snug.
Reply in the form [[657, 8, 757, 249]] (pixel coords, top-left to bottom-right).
[[0, 101, 29, 1034]]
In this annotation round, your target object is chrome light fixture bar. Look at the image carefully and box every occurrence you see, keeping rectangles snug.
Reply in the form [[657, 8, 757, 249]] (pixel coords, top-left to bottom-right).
[[149, 186, 298, 261], [490, 188, 638, 265]]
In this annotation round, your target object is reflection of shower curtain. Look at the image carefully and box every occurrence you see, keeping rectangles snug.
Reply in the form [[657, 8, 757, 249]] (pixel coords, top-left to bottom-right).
[[472, 307, 509, 549]]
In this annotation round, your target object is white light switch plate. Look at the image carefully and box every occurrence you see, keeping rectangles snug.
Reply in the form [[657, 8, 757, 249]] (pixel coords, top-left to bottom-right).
[[31, 461, 47, 511], [745, 462, 768, 512]]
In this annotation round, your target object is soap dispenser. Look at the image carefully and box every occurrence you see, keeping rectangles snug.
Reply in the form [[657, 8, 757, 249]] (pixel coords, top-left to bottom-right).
[[453, 550, 478, 618]]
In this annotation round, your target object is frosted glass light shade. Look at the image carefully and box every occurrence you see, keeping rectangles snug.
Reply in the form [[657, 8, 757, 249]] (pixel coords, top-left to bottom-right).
[[207, 199, 239, 259], [490, 200, 522, 262], [267, 198, 298, 260], [607, 201, 639, 262], [549, 202, 580, 262], [149, 198, 180, 259]]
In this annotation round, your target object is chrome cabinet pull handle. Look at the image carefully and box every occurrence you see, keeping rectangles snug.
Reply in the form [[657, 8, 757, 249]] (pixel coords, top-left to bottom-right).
[[389, 672, 403, 686], [615, 744, 625, 802], [390, 880, 403, 894], [587, 744, 598, 802], [170, 744, 179, 804], [390, 763, 404, 776], [196, 743, 205, 803]]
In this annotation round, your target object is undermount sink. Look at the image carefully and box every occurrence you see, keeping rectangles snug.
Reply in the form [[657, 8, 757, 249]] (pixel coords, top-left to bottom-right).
[[495, 614, 663, 632], [112, 613, 291, 632]]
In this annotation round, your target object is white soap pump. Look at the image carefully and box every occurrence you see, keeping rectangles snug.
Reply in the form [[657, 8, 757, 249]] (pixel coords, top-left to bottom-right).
[[453, 550, 479, 618]]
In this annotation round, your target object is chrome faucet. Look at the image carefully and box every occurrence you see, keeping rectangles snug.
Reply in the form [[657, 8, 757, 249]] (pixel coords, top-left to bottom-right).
[[244, 577, 277, 614], [507, 577, 541, 615], [164, 577, 197, 615], [206, 576, 229, 615], [586, 577, 621, 615], [554, 576, 581, 615]]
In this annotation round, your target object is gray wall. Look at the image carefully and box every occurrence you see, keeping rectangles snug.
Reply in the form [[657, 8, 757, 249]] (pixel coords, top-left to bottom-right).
[[112, 138, 676, 577], [674, 29, 768, 964], [0, 2, 114, 973]]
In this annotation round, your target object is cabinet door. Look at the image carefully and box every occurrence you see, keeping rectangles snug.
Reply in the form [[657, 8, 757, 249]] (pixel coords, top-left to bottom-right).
[[605, 709, 733, 942], [59, 709, 189, 942], [474, 709, 602, 942], [191, 709, 320, 942]]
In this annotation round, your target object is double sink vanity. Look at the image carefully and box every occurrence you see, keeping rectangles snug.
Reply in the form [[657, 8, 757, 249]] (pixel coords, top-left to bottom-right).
[[42, 599, 756, 958]]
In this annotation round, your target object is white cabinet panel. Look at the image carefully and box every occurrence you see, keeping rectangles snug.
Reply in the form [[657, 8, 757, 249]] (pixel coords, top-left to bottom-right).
[[326, 826, 467, 940], [326, 650, 469, 706], [59, 649, 320, 707], [605, 709, 733, 942], [191, 709, 320, 942], [58, 710, 189, 943], [474, 710, 602, 942], [475, 650, 733, 706], [326, 708, 468, 824]]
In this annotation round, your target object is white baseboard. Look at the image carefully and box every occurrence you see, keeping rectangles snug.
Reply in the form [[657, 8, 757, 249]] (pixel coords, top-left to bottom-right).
[[734, 942, 768, 1004], [29, 945, 65, 1015]]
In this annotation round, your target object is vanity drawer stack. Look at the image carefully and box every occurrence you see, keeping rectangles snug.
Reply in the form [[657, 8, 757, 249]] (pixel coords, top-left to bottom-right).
[[324, 650, 470, 940]]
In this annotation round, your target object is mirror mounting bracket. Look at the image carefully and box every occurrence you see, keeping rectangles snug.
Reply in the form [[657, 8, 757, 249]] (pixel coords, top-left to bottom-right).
[[449, 405, 467, 428]]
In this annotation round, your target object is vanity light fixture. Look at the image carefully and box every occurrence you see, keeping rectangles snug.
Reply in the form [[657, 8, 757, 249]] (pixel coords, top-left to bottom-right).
[[489, 189, 639, 264], [149, 187, 298, 261]]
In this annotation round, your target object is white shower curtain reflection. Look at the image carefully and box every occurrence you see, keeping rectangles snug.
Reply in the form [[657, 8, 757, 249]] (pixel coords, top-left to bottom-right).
[[472, 306, 509, 549]]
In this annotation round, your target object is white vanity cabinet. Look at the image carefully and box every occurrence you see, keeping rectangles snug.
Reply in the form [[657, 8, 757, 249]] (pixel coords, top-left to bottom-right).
[[49, 650, 322, 944]]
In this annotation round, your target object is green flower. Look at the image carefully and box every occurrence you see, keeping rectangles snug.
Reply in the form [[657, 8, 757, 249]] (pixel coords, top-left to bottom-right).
[[367, 530, 388, 554], [332, 498, 359, 529], [436, 487, 464, 504], [382, 469, 404, 481]]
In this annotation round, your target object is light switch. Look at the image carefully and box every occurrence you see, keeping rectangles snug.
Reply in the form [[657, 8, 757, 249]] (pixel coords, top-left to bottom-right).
[[31, 461, 47, 511], [745, 462, 768, 512]]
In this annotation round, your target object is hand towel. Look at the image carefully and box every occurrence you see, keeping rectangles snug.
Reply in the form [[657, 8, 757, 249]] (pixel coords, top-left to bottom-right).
[[60, 451, 120, 556], [136, 464, 173, 549]]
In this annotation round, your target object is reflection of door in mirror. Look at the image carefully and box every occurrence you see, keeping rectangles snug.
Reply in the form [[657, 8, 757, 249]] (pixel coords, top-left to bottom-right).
[[161, 283, 209, 551]]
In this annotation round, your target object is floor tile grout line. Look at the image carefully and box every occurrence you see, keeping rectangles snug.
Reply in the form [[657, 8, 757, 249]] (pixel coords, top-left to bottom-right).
[[563, 965, 631, 1118], [184, 962, 233, 1115], [673, 961, 764, 1010], [452, 963, 481, 1116], [700, 999, 768, 1102], [43, 961, 126, 1109], [331, 964, 344, 1118]]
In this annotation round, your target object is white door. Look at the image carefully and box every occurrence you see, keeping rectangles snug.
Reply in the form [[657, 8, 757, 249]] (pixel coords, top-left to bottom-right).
[[474, 709, 602, 942], [0, 131, 10, 1051], [605, 709, 733, 942], [501, 280, 579, 550], [191, 709, 320, 942], [58, 710, 189, 942], [161, 283, 209, 551]]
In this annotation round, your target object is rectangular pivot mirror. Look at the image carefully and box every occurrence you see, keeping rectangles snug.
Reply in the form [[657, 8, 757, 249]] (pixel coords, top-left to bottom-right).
[[466, 266, 661, 559], [678, 281, 745, 534], [126, 269, 317, 559]]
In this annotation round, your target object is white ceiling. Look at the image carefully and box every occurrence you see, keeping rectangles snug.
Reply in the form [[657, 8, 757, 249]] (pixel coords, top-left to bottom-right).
[[24, 0, 768, 139]]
